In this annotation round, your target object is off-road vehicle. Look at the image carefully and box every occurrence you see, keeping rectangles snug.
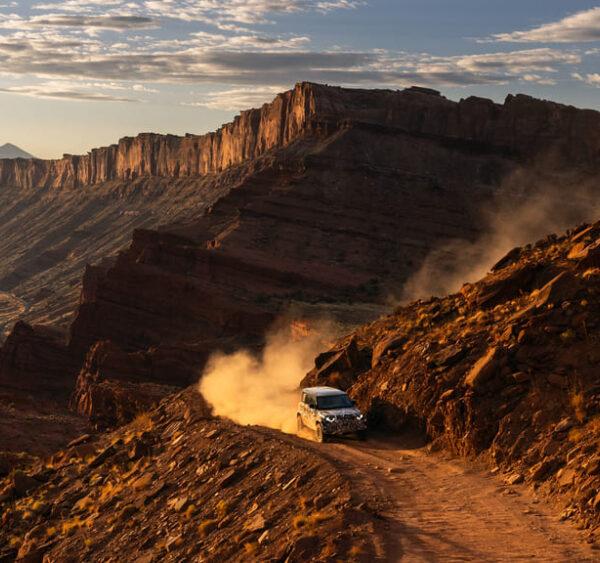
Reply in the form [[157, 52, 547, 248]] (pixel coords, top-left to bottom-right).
[[297, 387, 367, 442]]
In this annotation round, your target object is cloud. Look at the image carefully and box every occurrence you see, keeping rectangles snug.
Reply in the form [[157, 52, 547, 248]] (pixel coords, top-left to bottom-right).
[[487, 7, 600, 43], [0, 33, 576, 92], [143, 0, 363, 25], [184, 86, 287, 110], [0, 82, 139, 102], [31, 15, 156, 30], [448, 48, 581, 74], [0, 3, 589, 105], [573, 72, 600, 87]]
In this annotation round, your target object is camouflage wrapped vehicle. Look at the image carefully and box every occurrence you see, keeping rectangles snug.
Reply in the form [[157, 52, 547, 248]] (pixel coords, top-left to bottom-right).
[[297, 387, 367, 442]]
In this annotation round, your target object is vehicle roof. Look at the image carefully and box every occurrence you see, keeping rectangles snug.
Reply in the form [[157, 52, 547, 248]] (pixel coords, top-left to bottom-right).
[[302, 387, 347, 397]]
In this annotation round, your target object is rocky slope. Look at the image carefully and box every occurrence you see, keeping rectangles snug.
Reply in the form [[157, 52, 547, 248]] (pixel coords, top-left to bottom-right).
[[0, 388, 378, 562], [3, 83, 600, 432], [303, 219, 600, 539]]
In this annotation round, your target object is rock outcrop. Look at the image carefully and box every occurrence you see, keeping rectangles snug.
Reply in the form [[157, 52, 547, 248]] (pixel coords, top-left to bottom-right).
[[303, 219, 600, 537]]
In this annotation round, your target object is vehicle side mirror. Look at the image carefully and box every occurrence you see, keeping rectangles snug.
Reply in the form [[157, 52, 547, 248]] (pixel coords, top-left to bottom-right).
[[309, 405, 315, 410]]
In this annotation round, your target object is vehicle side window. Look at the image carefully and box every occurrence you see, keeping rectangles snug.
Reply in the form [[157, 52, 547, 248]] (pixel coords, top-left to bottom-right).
[[306, 394, 316, 408]]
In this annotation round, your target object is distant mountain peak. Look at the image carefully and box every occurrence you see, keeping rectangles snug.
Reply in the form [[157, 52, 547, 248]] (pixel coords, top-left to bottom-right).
[[0, 143, 34, 159]]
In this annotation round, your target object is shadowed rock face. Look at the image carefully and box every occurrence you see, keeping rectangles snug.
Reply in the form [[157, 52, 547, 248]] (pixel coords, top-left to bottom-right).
[[1, 82, 600, 427]]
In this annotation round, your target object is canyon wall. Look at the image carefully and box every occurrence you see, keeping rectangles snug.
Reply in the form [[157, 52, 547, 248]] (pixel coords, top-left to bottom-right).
[[2, 82, 600, 427], [2, 83, 600, 190]]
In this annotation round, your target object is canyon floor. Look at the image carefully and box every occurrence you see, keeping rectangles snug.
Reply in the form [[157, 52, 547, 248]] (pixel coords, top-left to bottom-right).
[[293, 430, 596, 562]]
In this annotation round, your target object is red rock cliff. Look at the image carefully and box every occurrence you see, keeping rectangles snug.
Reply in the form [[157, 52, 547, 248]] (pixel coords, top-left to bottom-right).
[[2, 84, 600, 190]]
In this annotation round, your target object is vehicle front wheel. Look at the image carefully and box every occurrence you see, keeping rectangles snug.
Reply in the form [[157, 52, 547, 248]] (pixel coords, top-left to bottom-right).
[[296, 414, 304, 433], [315, 424, 327, 443]]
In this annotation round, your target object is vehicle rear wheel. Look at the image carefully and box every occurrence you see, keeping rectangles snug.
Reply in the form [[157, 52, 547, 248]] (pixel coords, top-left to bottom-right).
[[297, 414, 304, 433], [316, 424, 325, 443]]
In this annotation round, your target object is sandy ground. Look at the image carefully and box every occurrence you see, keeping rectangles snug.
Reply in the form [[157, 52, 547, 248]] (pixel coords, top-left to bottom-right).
[[285, 429, 598, 562]]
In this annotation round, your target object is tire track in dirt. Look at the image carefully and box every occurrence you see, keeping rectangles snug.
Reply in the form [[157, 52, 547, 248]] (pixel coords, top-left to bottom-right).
[[286, 430, 598, 562]]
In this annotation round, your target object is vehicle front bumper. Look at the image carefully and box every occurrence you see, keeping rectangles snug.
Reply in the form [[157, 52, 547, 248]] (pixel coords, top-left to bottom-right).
[[322, 416, 367, 436]]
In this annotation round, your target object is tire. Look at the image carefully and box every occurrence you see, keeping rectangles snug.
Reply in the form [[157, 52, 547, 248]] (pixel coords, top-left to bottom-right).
[[316, 424, 325, 443], [297, 414, 304, 433], [357, 430, 367, 441]]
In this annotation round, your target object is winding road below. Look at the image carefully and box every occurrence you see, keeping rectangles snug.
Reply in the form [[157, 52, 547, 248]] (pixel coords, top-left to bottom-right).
[[288, 430, 597, 562]]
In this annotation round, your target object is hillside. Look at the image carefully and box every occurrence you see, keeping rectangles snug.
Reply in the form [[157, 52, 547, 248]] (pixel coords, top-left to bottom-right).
[[0, 388, 379, 562], [303, 219, 600, 538]]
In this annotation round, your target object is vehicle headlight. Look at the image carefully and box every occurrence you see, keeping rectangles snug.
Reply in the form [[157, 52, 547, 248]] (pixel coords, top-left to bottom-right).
[[356, 414, 364, 420], [325, 416, 336, 423]]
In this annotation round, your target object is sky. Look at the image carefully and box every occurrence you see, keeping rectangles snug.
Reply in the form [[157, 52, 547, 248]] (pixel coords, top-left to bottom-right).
[[0, 1, 599, 158]]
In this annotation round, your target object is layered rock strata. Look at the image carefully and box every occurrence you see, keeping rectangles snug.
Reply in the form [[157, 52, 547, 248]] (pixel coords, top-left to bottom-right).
[[1, 83, 600, 427]]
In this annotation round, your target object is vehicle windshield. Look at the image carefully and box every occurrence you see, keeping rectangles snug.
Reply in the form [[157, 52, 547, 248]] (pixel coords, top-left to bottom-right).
[[316, 394, 352, 409]]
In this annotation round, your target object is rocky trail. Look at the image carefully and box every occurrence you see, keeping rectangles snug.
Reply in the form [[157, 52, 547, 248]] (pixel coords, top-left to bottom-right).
[[288, 430, 597, 562]]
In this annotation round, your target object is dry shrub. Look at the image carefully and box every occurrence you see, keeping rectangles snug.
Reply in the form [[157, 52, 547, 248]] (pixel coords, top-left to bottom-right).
[[299, 496, 310, 510], [132, 412, 154, 432], [99, 481, 124, 503], [569, 427, 585, 443], [570, 390, 586, 423], [293, 515, 308, 529], [587, 416, 600, 434], [349, 544, 365, 557], [244, 542, 258, 555], [198, 519, 218, 537], [185, 505, 197, 520], [216, 499, 228, 519], [307, 512, 334, 526]]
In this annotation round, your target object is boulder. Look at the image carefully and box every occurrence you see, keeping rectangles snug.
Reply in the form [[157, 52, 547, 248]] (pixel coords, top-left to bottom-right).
[[464, 347, 501, 388], [534, 271, 582, 308], [372, 333, 407, 367]]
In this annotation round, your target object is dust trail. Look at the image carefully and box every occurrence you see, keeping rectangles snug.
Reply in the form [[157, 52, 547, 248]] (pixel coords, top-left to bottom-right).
[[199, 321, 335, 434], [401, 173, 600, 302]]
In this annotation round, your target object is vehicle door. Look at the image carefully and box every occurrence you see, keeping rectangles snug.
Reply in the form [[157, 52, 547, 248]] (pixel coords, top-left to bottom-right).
[[305, 394, 318, 429]]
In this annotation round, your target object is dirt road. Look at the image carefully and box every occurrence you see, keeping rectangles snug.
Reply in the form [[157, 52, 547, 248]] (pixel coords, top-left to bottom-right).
[[292, 430, 597, 562]]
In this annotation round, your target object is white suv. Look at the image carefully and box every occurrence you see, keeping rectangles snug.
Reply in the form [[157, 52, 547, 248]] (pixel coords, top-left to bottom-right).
[[297, 387, 367, 442]]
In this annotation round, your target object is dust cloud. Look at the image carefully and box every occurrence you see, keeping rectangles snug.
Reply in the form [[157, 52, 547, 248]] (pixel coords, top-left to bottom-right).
[[199, 322, 335, 434], [401, 173, 600, 302]]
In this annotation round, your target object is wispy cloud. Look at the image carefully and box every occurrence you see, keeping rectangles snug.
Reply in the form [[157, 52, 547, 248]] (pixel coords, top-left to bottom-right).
[[485, 7, 600, 43], [24, 14, 157, 30], [0, 83, 139, 102], [184, 86, 286, 110], [573, 72, 600, 87]]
